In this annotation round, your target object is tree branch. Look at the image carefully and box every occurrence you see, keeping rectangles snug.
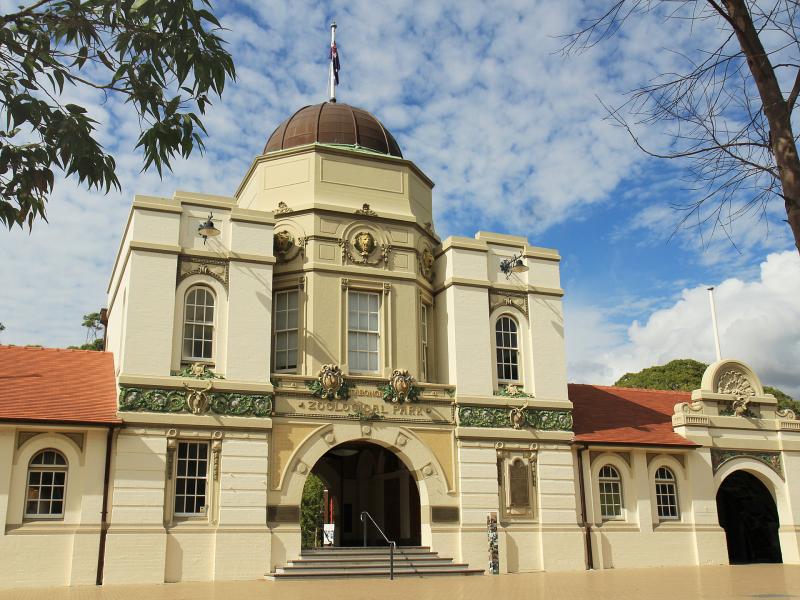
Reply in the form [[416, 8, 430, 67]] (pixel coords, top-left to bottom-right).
[[0, 0, 51, 25], [787, 66, 800, 113], [705, 0, 738, 31]]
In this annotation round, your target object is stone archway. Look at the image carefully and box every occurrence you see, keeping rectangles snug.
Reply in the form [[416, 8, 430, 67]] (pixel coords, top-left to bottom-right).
[[716, 470, 782, 564], [311, 441, 421, 547]]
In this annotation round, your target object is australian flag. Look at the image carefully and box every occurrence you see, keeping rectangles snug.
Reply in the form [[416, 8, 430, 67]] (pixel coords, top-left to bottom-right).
[[330, 42, 340, 85]]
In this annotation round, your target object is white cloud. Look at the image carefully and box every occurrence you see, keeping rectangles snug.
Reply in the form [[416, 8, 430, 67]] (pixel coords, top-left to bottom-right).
[[0, 0, 796, 392], [567, 250, 800, 397]]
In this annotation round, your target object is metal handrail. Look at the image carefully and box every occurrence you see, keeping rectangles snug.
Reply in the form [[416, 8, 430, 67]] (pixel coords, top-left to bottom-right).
[[360, 510, 396, 580]]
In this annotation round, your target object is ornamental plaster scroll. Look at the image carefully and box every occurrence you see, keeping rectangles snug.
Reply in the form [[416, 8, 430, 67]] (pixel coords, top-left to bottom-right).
[[676, 400, 704, 415], [489, 291, 529, 319], [495, 384, 534, 399], [380, 369, 420, 404], [307, 364, 349, 400], [274, 201, 292, 215], [177, 255, 229, 291], [717, 370, 757, 398], [672, 400, 710, 425], [354, 203, 377, 216], [711, 448, 784, 480]]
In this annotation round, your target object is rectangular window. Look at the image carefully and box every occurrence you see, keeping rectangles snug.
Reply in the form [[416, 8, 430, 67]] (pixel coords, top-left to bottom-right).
[[421, 304, 431, 381], [599, 480, 622, 519], [25, 470, 66, 518], [274, 290, 299, 371], [348, 291, 380, 372], [174, 441, 209, 517]]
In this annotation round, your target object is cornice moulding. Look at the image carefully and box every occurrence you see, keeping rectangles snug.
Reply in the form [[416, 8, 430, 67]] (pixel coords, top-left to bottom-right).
[[118, 411, 274, 430], [117, 374, 274, 394], [455, 427, 574, 442]]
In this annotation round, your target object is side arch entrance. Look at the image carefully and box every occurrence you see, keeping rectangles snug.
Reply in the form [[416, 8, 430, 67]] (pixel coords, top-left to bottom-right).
[[716, 470, 782, 564], [310, 441, 421, 547]]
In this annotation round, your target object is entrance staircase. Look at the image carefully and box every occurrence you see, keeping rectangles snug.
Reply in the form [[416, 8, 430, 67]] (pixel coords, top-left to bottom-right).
[[266, 546, 484, 579]]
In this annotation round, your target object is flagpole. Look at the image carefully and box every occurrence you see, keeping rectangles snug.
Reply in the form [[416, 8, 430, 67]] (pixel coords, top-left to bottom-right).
[[707, 287, 722, 362], [329, 21, 337, 103]]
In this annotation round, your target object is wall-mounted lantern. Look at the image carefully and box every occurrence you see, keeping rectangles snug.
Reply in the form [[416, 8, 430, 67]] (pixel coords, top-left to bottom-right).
[[197, 213, 221, 245], [499, 252, 529, 279]]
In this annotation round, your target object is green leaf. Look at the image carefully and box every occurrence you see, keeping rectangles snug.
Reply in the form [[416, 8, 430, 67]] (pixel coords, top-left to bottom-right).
[[0, 0, 235, 231], [64, 104, 87, 115]]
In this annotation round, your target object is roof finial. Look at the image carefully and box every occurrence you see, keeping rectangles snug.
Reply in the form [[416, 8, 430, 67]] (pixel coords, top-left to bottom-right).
[[329, 21, 339, 103]]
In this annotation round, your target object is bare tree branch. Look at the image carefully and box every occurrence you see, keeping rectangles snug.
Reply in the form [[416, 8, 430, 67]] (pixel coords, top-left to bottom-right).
[[562, 0, 800, 254]]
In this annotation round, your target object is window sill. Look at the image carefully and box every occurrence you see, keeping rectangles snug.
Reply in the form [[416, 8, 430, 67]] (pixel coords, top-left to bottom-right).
[[167, 518, 213, 530], [595, 520, 638, 531], [653, 520, 689, 531], [6, 521, 82, 535], [499, 515, 538, 524]]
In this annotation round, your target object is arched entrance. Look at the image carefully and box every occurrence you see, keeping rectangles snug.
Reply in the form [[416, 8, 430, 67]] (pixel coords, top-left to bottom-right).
[[716, 470, 782, 564], [311, 441, 421, 547]]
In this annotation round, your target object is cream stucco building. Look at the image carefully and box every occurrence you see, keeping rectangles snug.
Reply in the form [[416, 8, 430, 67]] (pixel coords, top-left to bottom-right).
[[1, 102, 799, 587]]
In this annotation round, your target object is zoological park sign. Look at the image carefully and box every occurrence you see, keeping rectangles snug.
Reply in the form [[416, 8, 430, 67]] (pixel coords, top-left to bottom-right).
[[272, 365, 455, 424]]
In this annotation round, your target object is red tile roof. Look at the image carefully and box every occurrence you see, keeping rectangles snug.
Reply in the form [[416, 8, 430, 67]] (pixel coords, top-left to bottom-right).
[[0, 345, 120, 424], [569, 384, 698, 447]]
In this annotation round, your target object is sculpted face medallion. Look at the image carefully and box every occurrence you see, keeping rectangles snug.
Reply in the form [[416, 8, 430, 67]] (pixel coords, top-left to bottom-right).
[[274, 230, 294, 255], [420, 247, 434, 278], [354, 231, 376, 257]]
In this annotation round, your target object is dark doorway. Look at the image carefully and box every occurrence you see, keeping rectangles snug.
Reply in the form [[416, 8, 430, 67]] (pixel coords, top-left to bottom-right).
[[716, 470, 782, 564], [311, 441, 421, 547]]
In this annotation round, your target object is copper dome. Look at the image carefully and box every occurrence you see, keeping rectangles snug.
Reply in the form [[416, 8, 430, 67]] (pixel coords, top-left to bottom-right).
[[264, 102, 402, 158]]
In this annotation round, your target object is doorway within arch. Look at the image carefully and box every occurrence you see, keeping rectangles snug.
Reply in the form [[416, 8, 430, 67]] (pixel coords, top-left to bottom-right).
[[311, 441, 421, 547], [716, 470, 782, 564]]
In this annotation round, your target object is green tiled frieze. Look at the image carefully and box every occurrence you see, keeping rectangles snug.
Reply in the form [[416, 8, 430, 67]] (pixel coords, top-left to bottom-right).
[[457, 405, 573, 431], [118, 386, 272, 417], [711, 448, 784, 479]]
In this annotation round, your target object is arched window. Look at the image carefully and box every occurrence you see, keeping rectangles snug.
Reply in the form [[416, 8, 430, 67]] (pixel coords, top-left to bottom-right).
[[495, 316, 519, 382], [25, 450, 67, 519], [183, 286, 215, 361], [655, 466, 679, 520], [598, 465, 623, 520]]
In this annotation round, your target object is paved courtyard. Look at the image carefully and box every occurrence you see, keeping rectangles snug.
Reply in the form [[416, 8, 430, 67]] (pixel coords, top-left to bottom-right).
[[2, 565, 799, 600]]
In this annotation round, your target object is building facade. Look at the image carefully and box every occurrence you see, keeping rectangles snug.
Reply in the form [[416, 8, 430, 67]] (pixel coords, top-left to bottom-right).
[[1, 102, 799, 587]]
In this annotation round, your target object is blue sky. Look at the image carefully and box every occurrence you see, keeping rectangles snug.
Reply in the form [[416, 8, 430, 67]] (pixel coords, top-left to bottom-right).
[[1, 0, 798, 395]]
